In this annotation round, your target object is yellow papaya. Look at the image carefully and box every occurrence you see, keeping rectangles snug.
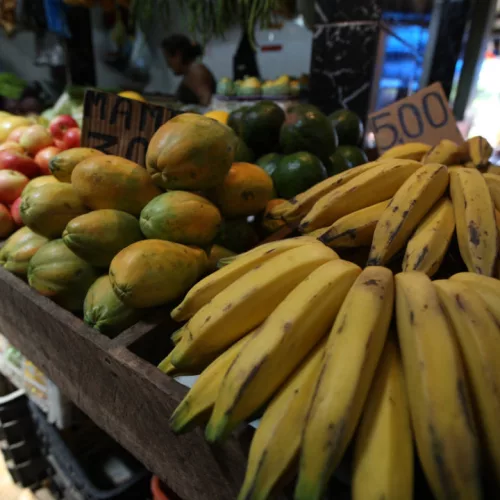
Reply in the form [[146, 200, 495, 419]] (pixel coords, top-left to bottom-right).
[[28, 239, 99, 311], [109, 240, 208, 308], [49, 147, 105, 182], [84, 275, 142, 336], [210, 162, 274, 217], [21, 175, 59, 199], [0, 227, 49, 277], [145, 113, 236, 190], [71, 155, 161, 215], [140, 191, 221, 247], [63, 209, 144, 267], [20, 183, 88, 238]]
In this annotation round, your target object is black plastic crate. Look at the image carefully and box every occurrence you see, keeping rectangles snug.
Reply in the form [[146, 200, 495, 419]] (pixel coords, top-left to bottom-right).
[[29, 401, 150, 500]]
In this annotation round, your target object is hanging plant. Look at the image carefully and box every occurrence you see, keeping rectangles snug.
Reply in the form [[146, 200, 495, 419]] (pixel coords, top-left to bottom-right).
[[129, 0, 279, 46]]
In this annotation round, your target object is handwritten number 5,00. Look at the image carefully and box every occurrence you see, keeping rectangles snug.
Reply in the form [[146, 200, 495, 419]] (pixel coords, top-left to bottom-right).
[[373, 90, 450, 150], [398, 103, 423, 139], [371, 112, 399, 150], [422, 91, 448, 128]]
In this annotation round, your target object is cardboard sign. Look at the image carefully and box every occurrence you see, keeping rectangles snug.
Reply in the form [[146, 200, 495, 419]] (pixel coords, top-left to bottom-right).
[[81, 90, 178, 166], [369, 82, 463, 153]]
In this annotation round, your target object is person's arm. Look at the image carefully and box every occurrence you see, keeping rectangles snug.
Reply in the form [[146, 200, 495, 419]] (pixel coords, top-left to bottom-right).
[[186, 66, 214, 106]]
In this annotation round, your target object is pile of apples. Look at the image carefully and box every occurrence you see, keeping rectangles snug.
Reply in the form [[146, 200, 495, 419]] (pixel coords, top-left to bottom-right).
[[0, 115, 81, 239]]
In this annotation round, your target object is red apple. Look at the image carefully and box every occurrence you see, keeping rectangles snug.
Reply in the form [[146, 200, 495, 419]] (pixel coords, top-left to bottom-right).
[[0, 203, 15, 237], [0, 141, 25, 154], [19, 125, 53, 156], [60, 127, 81, 149], [34, 146, 62, 175], [49, 115, 78, 139], [6, 125, 29, 143], [10, 197, 23, 226], [0, 170, 29, 205], [0, 150, 40, 178]]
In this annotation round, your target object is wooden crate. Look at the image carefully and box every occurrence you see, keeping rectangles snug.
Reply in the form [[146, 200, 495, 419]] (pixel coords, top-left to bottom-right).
[[0, 266, 250, 500]]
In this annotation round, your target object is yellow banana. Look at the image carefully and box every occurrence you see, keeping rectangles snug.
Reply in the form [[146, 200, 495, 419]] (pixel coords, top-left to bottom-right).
[[264, 199, 294, 220], [368, 164, 449, 266], [450, 272, 500, 325], [157, 350, 176, 374], [484, 172, 500, 211], [468, 136, 493, 167], [171, 236, 318, 321], [434, 279, 500, 484], [295, 266, 394, 500], [205, 259, 361, 442], [300, 159, 421, 233], [484, 164, 500, 175], [403, 197, 455, 276], [380, 142, 431, 161], [422, 139, 460, 165], [449, 167, 498, 275], [395, 272, 482, 500], [170, 326, 186, 345], [280, 160, 384, 221], [170, 243, 338, 370], [319, 200, 390, 248], [352, 341, 413, 500], [237, 341, 325, 500], [169, 334, 251, 433]]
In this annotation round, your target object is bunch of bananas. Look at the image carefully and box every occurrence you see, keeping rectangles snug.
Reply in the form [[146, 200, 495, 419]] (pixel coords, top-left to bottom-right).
[[160, 239, 500, 499], [267, 136, 500, 278]]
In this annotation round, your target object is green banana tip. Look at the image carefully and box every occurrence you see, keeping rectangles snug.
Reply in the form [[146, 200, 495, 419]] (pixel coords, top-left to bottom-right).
[[294, 478, 322, 500], [204, 415, 229, 444], [157, 356, 173, 373]]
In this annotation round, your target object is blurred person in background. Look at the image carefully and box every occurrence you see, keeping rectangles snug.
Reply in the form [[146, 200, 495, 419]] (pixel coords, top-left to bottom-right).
[[162, 35, 216, 106]]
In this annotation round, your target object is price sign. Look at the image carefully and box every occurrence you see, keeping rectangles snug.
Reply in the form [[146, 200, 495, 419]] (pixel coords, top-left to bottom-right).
[[81, 90, 179, 166], [369, 82, 463, 153]]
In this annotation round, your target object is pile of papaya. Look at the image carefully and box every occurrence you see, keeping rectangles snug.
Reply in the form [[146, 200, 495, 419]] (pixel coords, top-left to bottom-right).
[[0, 106, 366, 337]]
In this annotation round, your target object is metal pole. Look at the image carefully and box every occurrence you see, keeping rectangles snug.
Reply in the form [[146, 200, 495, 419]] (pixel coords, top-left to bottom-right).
[[453, 0, 497, 119]]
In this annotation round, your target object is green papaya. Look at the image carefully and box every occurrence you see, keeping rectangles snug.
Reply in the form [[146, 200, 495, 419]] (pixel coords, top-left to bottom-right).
[[63, 209, 143, 267], [84, 276, 142, 336], [28, 239, 99, 312], [0, 227, 49, 277]]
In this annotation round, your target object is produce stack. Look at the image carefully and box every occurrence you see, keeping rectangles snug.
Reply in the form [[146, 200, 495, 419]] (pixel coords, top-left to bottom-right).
[[267, 136, 500, 278], [213, 100, 367, 241], [162, 236, 500, 500], [157, 132, 500, 498], [0, 112, 82, 239], [0, 112, 281, 336]]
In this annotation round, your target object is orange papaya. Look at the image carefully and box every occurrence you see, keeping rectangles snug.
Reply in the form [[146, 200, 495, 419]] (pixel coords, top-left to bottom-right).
[[21, 175, 59, 199], [84, 275, 142, 336], [63, 209, 143, 267], [28, 239, 99, 311], [0, 227, 49, 277], [71, 155, 161, 215], [210, 162, 274, 217], [140, 191, 221, 247], [49, 147, 105, 182], [109, 240, 208, 308], [20, 182, 88, 238], [145, 113, 236, 190]]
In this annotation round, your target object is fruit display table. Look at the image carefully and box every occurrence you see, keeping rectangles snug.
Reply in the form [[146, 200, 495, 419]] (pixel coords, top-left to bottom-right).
[[0, 266, 250, 500]]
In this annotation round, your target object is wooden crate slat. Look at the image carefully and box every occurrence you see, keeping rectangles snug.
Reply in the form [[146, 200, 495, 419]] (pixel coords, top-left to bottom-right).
[[0, 267, 246, 499]]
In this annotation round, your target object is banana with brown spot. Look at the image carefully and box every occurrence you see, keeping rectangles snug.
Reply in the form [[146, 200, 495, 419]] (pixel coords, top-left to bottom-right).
[[295, 267, 394, 500], [395, 272, 482, 500], [449, 167, 498, 276], [205, 259, 361, 443], [368, 164, 449, 266]]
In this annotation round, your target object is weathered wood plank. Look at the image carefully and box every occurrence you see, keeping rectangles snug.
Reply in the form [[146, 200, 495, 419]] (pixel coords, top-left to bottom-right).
[[0, 267, 247, 499]]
